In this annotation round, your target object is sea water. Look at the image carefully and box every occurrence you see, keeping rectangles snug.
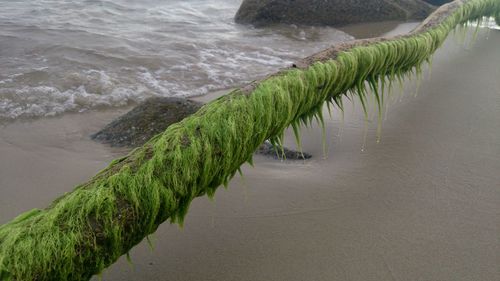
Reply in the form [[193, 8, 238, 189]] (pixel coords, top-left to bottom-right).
[[0, 0, 353, 120]]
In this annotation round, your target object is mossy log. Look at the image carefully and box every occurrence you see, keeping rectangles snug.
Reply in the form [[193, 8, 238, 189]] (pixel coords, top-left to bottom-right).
[[1, 0, 499, 280]]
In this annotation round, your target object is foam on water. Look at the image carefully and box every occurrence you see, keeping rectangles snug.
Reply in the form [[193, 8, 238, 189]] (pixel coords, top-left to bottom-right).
[[0, 0, 356, 120]]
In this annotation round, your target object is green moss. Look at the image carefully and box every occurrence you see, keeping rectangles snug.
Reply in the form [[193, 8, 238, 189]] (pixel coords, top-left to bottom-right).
[[1, 0, 499, 280]]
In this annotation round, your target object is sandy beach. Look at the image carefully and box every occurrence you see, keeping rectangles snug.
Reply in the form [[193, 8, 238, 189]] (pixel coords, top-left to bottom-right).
[[1, 24, 499, 281]]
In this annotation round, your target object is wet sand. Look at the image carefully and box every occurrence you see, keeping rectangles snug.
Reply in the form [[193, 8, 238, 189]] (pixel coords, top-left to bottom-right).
[[0, 109, 130, 222], [1, 25, 499, 280]]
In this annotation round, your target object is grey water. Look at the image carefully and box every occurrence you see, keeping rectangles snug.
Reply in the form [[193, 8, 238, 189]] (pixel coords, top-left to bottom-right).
[[0, 0, 353, 120]]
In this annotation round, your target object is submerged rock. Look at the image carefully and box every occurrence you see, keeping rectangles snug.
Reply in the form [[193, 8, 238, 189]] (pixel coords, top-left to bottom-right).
[[93, 97, 312, 160], [257, 141, 312, 160], [235, 0, 435, 27], [92, 97, 203, 147]]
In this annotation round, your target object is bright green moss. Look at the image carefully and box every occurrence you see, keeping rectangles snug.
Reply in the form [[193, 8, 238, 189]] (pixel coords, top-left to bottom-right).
[[1, 0, 499, 280]]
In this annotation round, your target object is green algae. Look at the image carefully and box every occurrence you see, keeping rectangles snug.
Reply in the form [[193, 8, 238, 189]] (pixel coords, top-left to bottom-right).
[[0, 0, 499, 280]]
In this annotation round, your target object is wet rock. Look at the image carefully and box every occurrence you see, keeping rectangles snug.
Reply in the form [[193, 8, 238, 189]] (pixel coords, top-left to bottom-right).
[[257, 141, 312, 160], [422, 0, 452, 6], [92, 97, 203, 147], [235, 0, 435, 27], [92, 97, 312, 160]]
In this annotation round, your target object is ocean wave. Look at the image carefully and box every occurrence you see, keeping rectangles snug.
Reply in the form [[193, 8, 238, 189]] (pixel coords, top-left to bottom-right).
[[0, 0, 354, 121]]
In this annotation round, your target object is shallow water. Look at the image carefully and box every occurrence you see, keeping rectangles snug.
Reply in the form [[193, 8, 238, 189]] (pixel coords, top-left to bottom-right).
[[0, 0, 355, 120]]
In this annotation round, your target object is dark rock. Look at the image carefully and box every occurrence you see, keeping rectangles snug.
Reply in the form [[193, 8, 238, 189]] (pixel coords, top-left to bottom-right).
[[257, 141, 312, 160], [91, 97, 203, 147], [92, 97, 312, 160], [422, 0, 452, 6], [235, 0, 435, 27]]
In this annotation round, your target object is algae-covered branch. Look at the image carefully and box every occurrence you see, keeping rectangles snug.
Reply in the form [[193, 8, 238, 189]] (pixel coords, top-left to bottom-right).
[[1, 0, 499, 280]]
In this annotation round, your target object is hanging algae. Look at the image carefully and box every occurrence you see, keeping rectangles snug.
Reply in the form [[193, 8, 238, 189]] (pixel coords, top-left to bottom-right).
[[1, 0, 500, 280]]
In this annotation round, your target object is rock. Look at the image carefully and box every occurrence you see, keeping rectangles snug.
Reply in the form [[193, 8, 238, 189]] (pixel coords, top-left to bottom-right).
[[257, 141, 312, 160], [235, 0, 435, 27], [91, 97, 203, 147], [422, 0, 452, 5], [92, 97, 312, 160]]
